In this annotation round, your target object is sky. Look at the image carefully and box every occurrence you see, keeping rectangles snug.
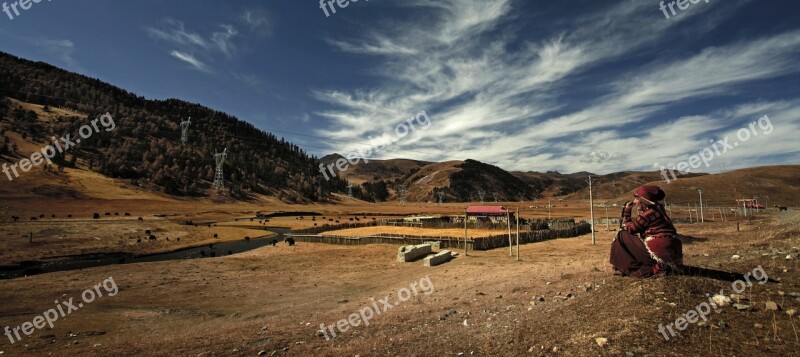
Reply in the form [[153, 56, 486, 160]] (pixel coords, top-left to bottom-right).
[[0, 0, 799, 174]]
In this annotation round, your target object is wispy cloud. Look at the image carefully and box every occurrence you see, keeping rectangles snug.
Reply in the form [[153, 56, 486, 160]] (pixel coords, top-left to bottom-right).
[[240, 8, 274, 37], [145, 19, 208, 48], [170, 50, 211, 73], [145, 17, 246, 72], [313, 0, 800, 174]]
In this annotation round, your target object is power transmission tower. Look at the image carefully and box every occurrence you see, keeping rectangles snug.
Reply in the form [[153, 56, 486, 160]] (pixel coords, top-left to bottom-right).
[[477, 190, 485, 203], [398, 186, 407, 205], [180, 117, 191, 144], [586, 175, 597, 245], [213, 148, 228, 192], [437, 191, 445, 205], [347, 184, 353, 198]]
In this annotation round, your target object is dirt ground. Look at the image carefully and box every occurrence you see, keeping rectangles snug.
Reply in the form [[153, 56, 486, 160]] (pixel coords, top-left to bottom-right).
[[0, 200, 798, 356]]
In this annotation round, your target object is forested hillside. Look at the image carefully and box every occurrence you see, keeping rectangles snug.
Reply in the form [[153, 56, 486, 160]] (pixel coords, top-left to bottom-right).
[[0, 52, 348, 201]]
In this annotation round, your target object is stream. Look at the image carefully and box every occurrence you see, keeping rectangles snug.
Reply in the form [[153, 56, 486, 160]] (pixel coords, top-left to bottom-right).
[[0, 227, 291, 280]]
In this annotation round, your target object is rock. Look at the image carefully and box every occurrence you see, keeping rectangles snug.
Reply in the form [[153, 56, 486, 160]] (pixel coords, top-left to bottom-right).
[[729, 294, 748, 303], [626, 352, 635, 357], [528, 347, 535, 353], [733, 303, 752, 311], [258, 351, 267, 356], [440, 309, 457, 320], [754, 323, 764, 329], [537, 295, 545, 302], [787, 309, 796, 317], [787, 254, 794, 260], [462, 319, 469, 327], [552, 347, 558, 352], [546, 282, 552, 285], [732, 255, 741, 260], [718, 321, 728, 330], [595, 337, 608, 347], [788, 292, 800, 298], [712, 294, 731, 307], [765, 301, 780, 311]]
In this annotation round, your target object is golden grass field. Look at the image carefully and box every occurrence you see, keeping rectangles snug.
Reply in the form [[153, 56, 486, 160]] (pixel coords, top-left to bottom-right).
[[1, 163, 799, 356], [0, 187, 798, 356]]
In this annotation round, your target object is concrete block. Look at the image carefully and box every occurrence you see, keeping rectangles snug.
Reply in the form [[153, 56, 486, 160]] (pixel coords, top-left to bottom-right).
[[423, 241, 441, 250], [424, 250, 453, 267], [397, 244, 432, 262]]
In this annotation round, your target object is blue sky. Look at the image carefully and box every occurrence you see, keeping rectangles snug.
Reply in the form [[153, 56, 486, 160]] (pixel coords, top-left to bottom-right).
[[1, 0, 799, 174]]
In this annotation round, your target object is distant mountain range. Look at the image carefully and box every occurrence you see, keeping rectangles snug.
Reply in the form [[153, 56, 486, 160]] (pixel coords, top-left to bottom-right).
[[2, 51, 798, 205], [330, 153, 800, 205]]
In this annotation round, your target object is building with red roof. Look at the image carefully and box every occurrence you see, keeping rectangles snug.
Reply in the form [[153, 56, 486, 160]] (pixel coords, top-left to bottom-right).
[[466, 205, 514, 223]]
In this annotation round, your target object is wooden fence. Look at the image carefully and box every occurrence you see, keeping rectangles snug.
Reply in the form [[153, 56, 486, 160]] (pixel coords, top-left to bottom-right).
[[379, 217, 573, 231], [471, 222, 593, 250], [286, 222, 592, 251]]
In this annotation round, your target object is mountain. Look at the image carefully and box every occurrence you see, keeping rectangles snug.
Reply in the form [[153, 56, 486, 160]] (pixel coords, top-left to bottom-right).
[[571, 165, 800, 206], [327, 154, 800, 205], [328, 155, 430, 185], [0, 52, 348, 202], [343, 159, 541, 203], [3, 52, 797, 205]]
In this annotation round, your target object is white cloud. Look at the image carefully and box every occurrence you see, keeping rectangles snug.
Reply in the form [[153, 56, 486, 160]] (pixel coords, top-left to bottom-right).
[[170, 50, 211, 73], [240, 8, 274, 36], [313, 0, 800, 174], [146, 17, 245, 71]]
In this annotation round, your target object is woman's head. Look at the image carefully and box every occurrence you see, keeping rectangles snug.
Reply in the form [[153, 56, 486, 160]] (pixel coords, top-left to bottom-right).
[[634, 185, 666, 207]]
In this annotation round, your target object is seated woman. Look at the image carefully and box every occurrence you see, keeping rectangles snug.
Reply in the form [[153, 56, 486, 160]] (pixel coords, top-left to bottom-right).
[[610, 185, 683, 278]]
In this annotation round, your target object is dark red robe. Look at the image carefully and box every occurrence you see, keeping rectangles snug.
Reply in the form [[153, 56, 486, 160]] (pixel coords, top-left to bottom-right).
[[610, 204, 683, 278]]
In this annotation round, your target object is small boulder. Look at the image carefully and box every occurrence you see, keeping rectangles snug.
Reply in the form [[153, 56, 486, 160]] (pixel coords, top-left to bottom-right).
[[712, 294, 731, 307], [765, 301, 780, 311]]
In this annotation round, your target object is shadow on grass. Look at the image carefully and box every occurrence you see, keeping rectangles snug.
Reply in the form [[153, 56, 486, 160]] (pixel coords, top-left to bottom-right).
[[678, 266, 779, 283], [677, 234, 708, 245]]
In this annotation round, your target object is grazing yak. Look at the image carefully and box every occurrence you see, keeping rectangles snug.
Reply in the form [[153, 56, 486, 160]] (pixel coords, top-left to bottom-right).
[[285, 237, 296, 246], [775, 205, 788, 211]]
